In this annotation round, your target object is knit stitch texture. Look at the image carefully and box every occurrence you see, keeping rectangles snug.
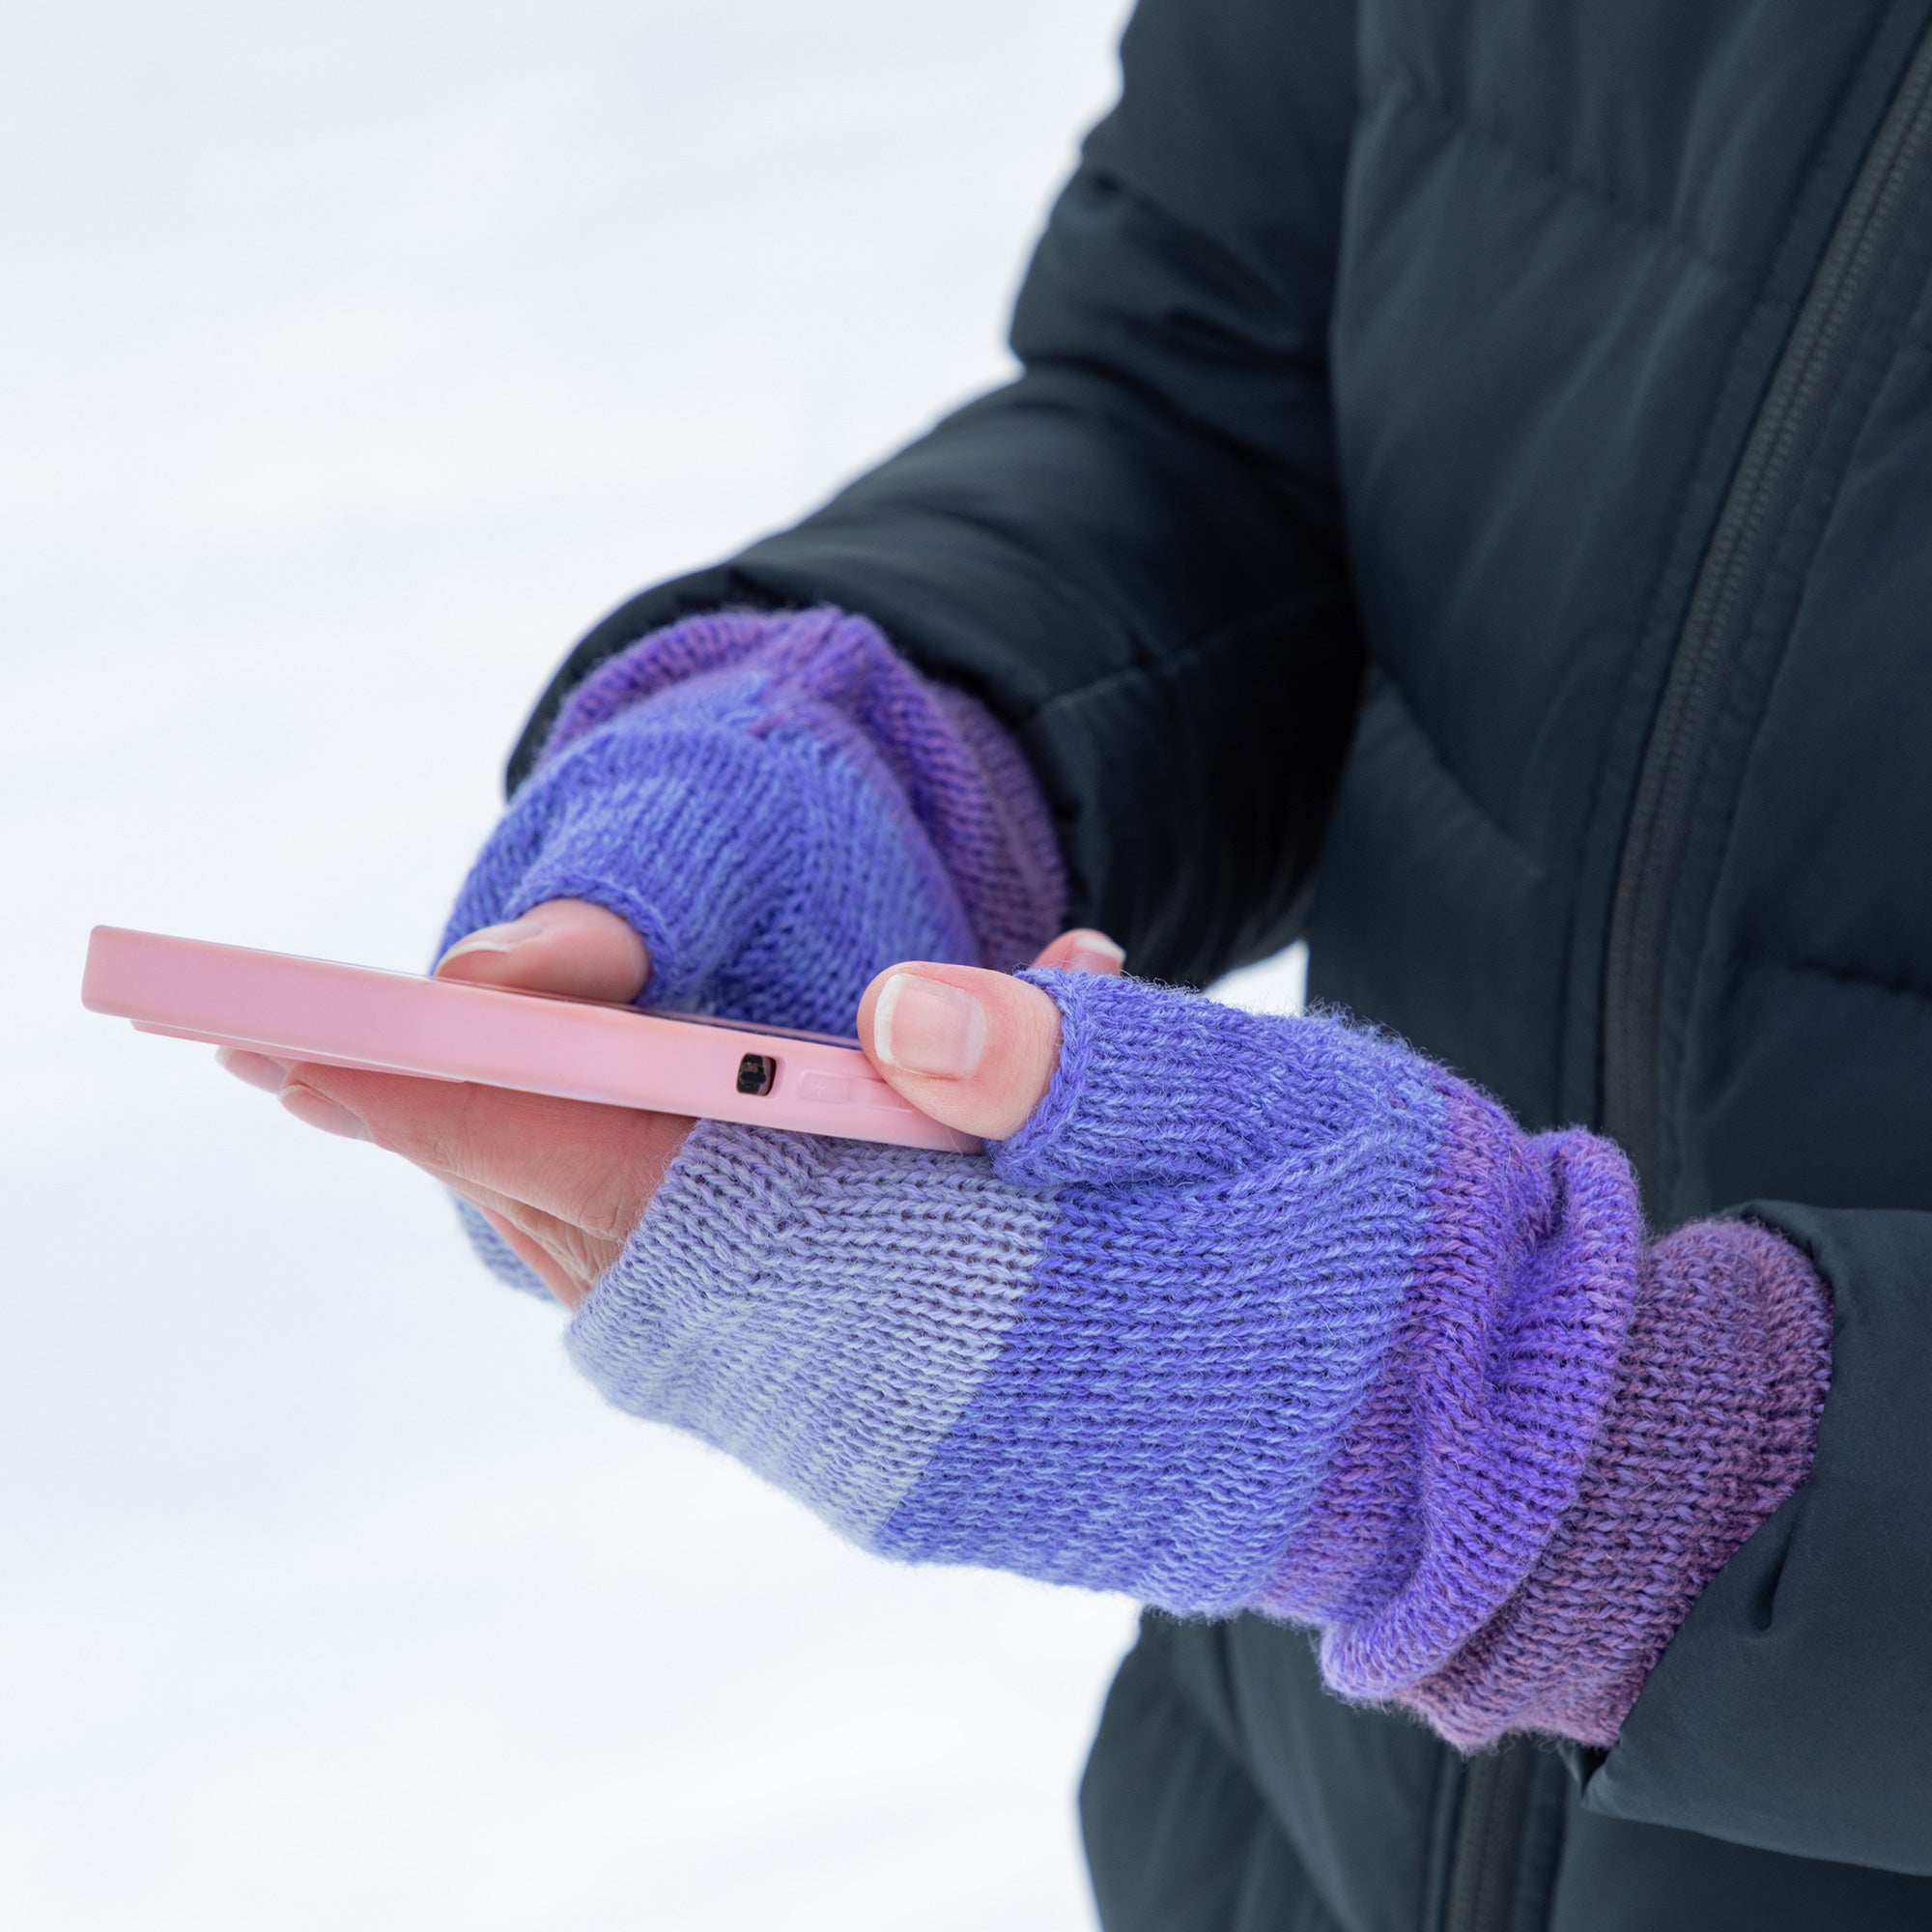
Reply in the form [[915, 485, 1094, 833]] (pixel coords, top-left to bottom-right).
[[572, 968, 1834, 1750]]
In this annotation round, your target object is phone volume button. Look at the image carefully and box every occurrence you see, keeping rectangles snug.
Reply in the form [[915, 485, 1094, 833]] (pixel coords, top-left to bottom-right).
[[798, 1071, 853, 1104]]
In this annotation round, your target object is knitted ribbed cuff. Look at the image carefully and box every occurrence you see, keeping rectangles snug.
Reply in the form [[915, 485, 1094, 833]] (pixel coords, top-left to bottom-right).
[[1259, 1089, 1833, 1748], [997, 972, 1447, 1192], [1397, 1216, 1833, 1747]]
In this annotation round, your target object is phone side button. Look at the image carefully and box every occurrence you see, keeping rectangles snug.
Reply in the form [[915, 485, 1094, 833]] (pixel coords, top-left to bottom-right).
[[798, 1071, 853, 1104]]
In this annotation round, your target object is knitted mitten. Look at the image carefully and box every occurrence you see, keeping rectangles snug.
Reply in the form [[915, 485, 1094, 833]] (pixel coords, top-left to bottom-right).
[[435, 605, 1065, 1031], [436, 604, 1064, 1293], [568, 968, 1833, 1750]]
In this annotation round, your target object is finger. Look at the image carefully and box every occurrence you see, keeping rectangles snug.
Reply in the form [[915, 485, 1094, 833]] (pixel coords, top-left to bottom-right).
[[432, 1165, 626, 1304], [434, 898, 651, 1004], [857, 961, 1062, 1141], [275, 1060, 692, 1246], [215, 1045, 293, 1093], [1030, 927, 1125, 975], [444, 1179, 605, 1309], [468, 1198, 583, 1307]]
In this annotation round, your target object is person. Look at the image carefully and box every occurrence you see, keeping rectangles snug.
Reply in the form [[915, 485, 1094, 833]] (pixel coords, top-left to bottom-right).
[[218, 1, 1932, 1925]]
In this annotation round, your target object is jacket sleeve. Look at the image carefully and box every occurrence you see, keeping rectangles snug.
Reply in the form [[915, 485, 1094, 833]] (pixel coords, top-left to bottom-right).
[[505, 0, 1366, 987], [1576, 1202, 1932, 1876]]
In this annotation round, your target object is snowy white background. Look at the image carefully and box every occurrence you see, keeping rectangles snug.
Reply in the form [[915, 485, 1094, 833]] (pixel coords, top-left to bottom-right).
[[1, 2, 1306, 1925]]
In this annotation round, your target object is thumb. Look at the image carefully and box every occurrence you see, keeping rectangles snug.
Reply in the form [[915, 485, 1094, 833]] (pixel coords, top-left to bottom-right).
[[434, 898, 651, 1003], [858, 962, 1063, 1141]]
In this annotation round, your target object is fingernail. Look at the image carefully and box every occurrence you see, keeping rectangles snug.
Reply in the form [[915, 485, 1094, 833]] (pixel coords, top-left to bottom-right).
[[1066, 935, 1126, 975], [437, 914, 546, 967], [215, 1046, 290, 1094], [872, 973, 989, 1078], [279, 1083, 369, 1141]]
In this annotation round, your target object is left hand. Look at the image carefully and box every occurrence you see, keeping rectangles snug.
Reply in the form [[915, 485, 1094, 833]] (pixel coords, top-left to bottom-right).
[[218, 901, 1116, 1308]]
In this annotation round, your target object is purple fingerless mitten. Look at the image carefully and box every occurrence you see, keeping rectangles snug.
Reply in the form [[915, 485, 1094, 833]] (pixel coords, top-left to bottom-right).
[[570, 970, 1833, 1751], [436, 605, 1065, 1030], [437, 603, 1064, 1294]]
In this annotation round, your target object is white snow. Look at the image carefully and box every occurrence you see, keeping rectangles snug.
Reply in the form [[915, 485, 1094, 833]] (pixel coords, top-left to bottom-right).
[[1, 3, 1305, 1924]]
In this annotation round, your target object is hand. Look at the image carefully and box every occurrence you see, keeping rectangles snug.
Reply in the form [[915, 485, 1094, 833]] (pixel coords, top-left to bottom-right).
[[216, 899, 1123, 1309], [228, 912, 1832, 1758]]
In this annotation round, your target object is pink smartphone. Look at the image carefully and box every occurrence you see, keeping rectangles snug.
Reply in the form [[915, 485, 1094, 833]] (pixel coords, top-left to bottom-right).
[[81, 925, 980, 1154]]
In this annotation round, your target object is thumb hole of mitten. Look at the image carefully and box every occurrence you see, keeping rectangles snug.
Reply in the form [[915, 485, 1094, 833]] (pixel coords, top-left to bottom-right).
[[435, 898, 651, 1003], [858, 961, 1064, 1141]]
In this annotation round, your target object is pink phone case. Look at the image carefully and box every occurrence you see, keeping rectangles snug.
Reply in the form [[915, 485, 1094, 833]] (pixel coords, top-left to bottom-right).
[[81, 926, 981, 1155]]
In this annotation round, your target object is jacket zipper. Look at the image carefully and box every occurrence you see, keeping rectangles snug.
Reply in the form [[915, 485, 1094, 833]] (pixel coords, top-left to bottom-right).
[[1440, 1744, 1543, 1932], [1600, 18, 1932, 1186], [1444, 22, 1932, 1932]]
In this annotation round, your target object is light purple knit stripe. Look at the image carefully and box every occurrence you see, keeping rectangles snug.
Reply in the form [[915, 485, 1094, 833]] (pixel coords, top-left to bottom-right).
[[533, 607, 1065, 971], [567, 1121, 1055, 1544]]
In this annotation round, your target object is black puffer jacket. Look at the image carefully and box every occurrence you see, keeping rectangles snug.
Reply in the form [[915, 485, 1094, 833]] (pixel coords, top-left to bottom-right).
[[513, 2, 1932, 1924]]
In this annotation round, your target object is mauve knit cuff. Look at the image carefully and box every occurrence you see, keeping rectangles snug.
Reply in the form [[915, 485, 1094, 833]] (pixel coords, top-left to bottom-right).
[[1398, 1217, 1833, 1747], [530, 606, 1065, 972], [1262, 1087, 1834, 1748]]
